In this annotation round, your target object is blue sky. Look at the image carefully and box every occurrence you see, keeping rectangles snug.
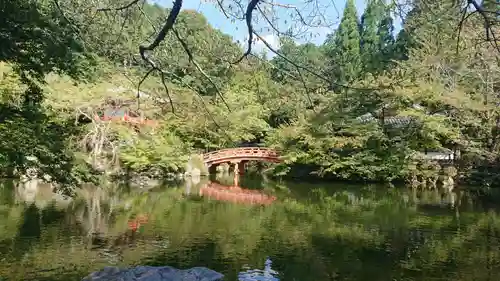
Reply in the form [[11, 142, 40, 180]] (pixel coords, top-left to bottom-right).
[[153, 0, 402, 53]]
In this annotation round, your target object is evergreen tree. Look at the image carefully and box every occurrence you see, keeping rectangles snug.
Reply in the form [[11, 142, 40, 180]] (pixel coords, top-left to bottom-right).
[[392, 3, 421, 61], [376, 5, 395, 67], [360, 0, 395, 74], [324, 0, 361, 85], [360, 0, 384, 73], [393, 29, 411, 61]]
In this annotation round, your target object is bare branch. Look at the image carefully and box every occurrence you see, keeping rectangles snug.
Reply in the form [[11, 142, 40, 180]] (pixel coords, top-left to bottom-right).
[[159, 71, 175, 115], [163, 70, 232, 140], [216, 0, 244, 20], [233, 0, 261, 64], [136, 67, 155, 110], [135, 2, 230, 117], [257, 5, 285, 36], [172, 29, 231, 111], [253, 32, 379, 91], [53, 0, 81, 32], [97, 0, 143, 12], [112, 8, 133, 46], [260, 0, 315, 28], [296, 67, 316, 110], [456, 8, 477, 54], [467, 0, 500, 53], [139, 0, 183, 67]]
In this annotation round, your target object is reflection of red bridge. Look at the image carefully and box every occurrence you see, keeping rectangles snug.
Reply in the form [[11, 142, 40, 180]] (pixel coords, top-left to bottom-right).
[[200, 182, 276, 205], [203, 147, 281, 173], [127, 214, 149, 231]]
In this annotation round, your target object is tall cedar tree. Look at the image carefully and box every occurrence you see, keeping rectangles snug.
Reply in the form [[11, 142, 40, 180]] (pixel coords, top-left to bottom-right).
[[360, 0, 384, 73], [392, 3, 421, 61], [360, 0, 395, 74], [325, 0, 361, 84], [376, 6, 395, 66]]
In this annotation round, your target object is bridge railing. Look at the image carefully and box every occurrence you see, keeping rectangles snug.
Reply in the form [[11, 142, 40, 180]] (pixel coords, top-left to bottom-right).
[[203, 147, 279, 162]]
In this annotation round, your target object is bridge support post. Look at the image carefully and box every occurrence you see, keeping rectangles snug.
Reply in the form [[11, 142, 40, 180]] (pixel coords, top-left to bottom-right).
[[230, 161, 242, 186], [233, 172, 239, 187], [231, 161, 240, 175], [208, 164, 217, 174], [237, 161, 246, 175]]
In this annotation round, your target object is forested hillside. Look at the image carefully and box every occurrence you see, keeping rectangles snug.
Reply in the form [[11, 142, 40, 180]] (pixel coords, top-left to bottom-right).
[[0, 0, 498, 189]]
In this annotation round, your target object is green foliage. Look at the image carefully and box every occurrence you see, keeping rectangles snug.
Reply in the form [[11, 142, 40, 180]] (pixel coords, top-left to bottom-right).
[[118, 126, 191, 173], [271, 37, 327, 86], [0, 63, 88, 185], [360, 0, 395, 74], [164, 11, 241, 96], [324, 0, 361, 84], [0, 0, 96, 79], [0, 0, 499, 189]]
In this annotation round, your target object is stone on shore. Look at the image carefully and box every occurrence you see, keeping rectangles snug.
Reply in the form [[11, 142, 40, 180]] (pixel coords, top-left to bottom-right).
[[82, 266, 224, 281]]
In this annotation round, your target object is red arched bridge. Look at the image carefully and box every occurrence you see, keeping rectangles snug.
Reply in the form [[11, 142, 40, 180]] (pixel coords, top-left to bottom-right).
[[202, 147, 281, 174]]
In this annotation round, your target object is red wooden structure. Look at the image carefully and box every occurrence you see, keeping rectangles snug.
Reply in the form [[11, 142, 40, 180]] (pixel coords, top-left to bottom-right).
[[127, 214, 149, 232], [202, 147, 281, 167], [93, 108, 159, 127], [199, 182, 276, 205]]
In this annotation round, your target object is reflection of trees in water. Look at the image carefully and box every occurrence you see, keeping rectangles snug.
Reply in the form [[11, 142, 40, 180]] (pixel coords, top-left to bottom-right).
[[14, 179, 72, 210], [322, 186, 465, 216], [0, 181, 16, 205], [9, 204, 41, 259], [8, 180, 156, 251], [73, 184, 112, 237], [2, 178, 500, 280], [1, 180, 71, 255], [0, 181, 177, 279], [133, 184, 500, 280], [0, 181, 23, 244], [239, 258, 279, 281]]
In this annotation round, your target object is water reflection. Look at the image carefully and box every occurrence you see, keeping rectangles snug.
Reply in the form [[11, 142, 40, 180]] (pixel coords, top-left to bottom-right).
[[198, 174, 276, 205], [239, 258, 279, 281], [0, 178, 500, 280], [15, 179, 72, 209]]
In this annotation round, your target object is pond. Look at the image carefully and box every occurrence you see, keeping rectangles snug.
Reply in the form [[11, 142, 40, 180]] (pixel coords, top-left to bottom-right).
[[0, 175, 500, 281]]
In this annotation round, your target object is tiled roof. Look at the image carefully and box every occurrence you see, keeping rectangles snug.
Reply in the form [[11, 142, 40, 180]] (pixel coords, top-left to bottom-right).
[[356, 113, 415, 127], [355, 104, 425, 127]]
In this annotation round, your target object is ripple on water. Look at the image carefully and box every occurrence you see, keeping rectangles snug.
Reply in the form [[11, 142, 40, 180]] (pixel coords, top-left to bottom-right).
[[1, 179, 500, 281]]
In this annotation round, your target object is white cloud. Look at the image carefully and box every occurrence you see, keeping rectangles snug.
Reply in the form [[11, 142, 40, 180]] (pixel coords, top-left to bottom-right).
[[251, 34, 281, 58]]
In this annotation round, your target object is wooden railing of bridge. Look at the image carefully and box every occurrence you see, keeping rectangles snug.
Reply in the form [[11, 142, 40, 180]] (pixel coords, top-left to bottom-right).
[[202, 147, 281, 166]]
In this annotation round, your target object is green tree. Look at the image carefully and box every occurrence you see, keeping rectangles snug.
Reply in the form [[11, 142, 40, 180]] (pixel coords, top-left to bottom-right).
[[376, 3, 395, 69], [360, 0, 395, 74], [324, 0, 362, 84], [0, 0, 96, 186], [0, 0, 95, 79], [0, 63, 87, 185], [271, 37, 327, 85], [360, 0, 383, 72]]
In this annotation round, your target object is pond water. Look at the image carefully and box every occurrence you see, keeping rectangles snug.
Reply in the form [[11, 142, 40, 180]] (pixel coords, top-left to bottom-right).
[[1, 175, 500, 281]]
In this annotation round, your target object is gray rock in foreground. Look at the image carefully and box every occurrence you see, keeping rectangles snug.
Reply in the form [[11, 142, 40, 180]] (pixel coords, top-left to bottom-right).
[[82, 266, 224, 281]]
